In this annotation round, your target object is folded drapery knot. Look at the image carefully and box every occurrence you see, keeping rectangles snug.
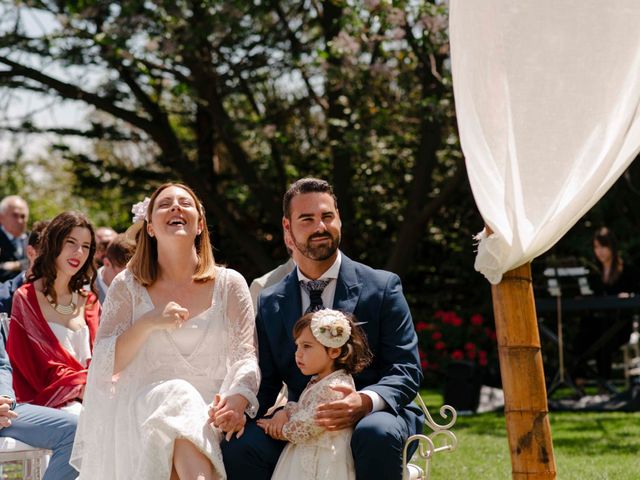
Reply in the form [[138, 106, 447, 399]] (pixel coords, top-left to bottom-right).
[[300, 279, 330, 313]]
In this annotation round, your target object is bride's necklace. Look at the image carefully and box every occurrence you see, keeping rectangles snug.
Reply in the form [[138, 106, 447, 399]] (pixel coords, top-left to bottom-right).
[[46, 291, 79, 315]]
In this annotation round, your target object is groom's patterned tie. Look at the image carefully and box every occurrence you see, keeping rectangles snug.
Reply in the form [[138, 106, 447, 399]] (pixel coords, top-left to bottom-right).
[[301, 279, 330, 313]]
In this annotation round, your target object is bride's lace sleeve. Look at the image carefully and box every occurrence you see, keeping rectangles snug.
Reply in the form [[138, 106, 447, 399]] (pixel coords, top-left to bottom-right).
[[96, 271, 136, 341], [219, 269, 261, 417], [70, 270, 135, 473], [282, 381, 345, 444], [92, 271, 137, 384], [284, 401, 299, 417]]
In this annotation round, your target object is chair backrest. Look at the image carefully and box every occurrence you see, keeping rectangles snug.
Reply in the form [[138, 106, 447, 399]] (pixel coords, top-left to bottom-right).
[[402, 396, 458, 480], [0, 312, 9, 340]]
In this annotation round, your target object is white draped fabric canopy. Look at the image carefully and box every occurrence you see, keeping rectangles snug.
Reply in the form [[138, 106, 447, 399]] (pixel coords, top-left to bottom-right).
[[450, 0, 640, 284]]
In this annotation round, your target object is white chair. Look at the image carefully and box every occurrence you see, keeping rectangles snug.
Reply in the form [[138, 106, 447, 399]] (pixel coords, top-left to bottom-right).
[[402, 396, 458, 480], [0, 312, 9, 338], [622, 326, 640, 386], [0, 437, 51, 480], [268, 386, 458, 479]]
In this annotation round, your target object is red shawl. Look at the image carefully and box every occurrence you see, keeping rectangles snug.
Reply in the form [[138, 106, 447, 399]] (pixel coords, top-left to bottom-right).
[[7, 283, 100, 408]]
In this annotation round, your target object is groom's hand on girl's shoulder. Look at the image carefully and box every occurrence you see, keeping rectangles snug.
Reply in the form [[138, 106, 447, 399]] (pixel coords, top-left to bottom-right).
[[315, 386, 372, 431]]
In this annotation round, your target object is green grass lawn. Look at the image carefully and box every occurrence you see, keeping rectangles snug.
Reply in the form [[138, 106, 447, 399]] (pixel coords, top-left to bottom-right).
[[420, 391, 640, 480], [2, 391, 636, 479]]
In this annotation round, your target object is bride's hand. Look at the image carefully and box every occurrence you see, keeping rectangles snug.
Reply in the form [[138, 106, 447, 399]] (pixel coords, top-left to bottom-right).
[[147, 301, 189, 331], [209, 393, 248, 440]]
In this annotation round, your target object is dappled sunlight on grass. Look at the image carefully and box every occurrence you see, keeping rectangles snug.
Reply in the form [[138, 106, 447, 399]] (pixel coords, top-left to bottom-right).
[[420, 390, 640, 480]]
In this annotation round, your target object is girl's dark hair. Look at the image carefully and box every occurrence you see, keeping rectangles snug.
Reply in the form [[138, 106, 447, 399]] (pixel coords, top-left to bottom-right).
[[593, 226, 622, 285], [293, 311, 373, 375], [28, 211, 97, 301]]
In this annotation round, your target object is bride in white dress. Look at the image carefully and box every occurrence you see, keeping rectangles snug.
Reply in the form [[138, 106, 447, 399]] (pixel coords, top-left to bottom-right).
[[71, 183, 260, 480]]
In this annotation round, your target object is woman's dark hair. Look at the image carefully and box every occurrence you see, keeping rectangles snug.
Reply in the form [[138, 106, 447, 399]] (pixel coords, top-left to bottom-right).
[[293, 311, 373, 375], [27, 220, 50, 249], [593, 226, 623, 285], [28, 211, 97, 301]]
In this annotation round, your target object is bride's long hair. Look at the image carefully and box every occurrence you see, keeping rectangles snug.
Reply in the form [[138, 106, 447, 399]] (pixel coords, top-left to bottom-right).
[[128, 182, 216, 286]]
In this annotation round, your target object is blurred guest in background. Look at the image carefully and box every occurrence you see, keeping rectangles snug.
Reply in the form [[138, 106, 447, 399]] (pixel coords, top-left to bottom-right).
[[0, 195, 29, 282], [590, 227, 637, 296], [93, 226, 117, 267], [574, 227, 637, 391], [95, 234, 136, 303], [0, 220, 50, 314]]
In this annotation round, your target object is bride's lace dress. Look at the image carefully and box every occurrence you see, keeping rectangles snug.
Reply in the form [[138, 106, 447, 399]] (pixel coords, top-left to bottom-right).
[[71, 267, 260, 479]]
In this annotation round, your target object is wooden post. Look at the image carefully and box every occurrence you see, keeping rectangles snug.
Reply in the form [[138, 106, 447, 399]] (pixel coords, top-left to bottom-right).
[[491, 263, 557, 479]]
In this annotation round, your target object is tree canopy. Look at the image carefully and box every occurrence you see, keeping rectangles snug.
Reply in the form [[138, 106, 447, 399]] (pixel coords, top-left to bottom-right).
[[5, 1, 640, 387], [1, 0, 477, 290]]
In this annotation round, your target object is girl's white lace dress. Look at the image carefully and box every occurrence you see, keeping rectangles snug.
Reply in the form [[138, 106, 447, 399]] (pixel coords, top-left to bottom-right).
[[70, 267, 260, 479], [272, 369, 356, 480]]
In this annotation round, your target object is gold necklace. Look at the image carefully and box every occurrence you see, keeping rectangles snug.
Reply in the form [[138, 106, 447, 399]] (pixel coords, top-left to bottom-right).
[[46, 291, 79, 315]]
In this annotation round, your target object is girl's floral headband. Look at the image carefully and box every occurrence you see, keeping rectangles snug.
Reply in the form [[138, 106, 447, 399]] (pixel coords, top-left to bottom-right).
[[310, 309, 352, 348]]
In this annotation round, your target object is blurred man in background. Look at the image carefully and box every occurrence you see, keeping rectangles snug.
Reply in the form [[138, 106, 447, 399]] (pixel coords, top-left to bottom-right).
[[0, 196, 29, 282], [94, 226, 117, 267]]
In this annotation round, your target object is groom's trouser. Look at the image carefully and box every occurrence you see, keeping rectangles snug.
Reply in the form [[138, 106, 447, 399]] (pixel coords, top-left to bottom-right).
[[221, 409, 422, 480], [2, 403, 78, 480]]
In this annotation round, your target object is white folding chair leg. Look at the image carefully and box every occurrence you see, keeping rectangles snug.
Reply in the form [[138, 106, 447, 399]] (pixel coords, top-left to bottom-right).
[[0, 437, 51, 480]]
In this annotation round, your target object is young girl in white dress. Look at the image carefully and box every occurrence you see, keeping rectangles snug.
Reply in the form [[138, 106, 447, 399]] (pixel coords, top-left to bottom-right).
[[257, 309, 373, 480]]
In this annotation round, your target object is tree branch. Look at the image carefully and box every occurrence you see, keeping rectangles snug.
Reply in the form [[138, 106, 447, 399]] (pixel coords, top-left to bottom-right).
[[385, 163, 467, 276], [0, 56, 155, 133], [272, 1, 329, 111], [107, 56, 188, 169], [0, 124, 142, 141]]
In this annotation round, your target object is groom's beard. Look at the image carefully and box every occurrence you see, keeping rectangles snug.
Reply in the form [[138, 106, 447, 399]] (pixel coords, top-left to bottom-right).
[[291, 231, 340, 261]]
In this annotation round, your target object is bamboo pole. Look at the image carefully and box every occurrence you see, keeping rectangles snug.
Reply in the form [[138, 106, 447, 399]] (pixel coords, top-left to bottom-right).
[[491, 262, 557, 479]]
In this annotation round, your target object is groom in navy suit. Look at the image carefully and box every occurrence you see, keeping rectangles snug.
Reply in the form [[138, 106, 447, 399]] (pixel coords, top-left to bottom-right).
[[222, 178, 423, 479]]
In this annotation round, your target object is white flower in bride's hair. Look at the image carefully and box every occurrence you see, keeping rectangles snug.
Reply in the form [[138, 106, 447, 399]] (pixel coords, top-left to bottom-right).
[[310, 310, 352, 348], [131, 197, 151, 223]]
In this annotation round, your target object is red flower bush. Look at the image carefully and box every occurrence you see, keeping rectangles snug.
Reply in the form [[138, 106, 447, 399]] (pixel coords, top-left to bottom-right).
[[416, 310, 497, 385]]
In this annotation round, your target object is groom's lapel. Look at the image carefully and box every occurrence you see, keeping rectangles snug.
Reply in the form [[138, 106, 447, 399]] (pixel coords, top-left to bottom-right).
[[333, 255, 362, 314], [275, 271, 302, 343]]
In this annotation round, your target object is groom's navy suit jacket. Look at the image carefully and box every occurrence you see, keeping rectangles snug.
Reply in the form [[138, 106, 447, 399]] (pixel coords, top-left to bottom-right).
[[256, 253, 423, 427]]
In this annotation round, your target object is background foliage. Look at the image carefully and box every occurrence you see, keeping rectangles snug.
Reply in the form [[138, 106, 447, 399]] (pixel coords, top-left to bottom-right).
[[416, 310, 497, 385]]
